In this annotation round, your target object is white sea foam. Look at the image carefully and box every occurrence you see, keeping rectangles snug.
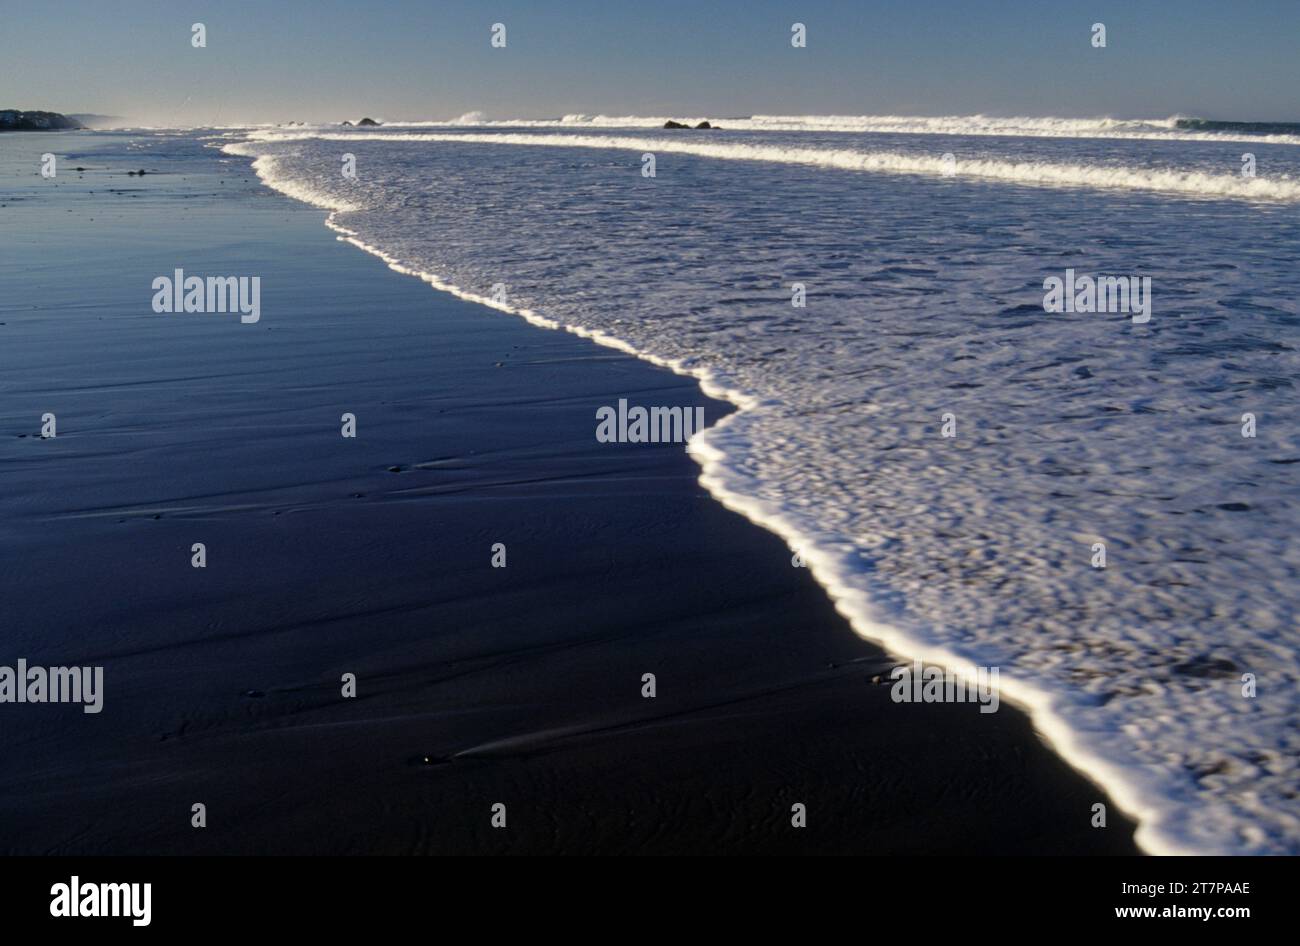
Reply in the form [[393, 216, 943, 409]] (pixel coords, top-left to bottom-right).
[[224, 125, 1300, 856], [350, 112, 1300, 146], [240, 130, 1300, 203], [221, 142, 361, 212]]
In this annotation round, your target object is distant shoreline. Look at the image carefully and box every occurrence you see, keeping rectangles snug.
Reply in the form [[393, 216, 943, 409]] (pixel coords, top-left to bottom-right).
[[0, 109, 83, 131]]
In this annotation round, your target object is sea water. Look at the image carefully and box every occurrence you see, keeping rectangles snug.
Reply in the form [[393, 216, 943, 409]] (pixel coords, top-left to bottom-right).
[[217, 115, 1300, 855]]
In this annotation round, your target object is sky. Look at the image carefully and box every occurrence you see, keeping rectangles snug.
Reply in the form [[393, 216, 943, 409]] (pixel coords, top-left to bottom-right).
[[4, 0, 1298, 126]]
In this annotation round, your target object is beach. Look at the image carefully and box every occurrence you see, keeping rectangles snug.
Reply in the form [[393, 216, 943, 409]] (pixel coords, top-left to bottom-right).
[[225, 117, 1300, 855], [0, 130, 1139, 855]]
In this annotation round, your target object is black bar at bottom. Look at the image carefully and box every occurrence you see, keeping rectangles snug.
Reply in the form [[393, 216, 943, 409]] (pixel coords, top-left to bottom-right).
[[0, 854, 1284, 933]]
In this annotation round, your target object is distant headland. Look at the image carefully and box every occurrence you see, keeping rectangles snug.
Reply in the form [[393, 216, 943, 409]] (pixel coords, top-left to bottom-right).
[[0, 110, 84, 131]]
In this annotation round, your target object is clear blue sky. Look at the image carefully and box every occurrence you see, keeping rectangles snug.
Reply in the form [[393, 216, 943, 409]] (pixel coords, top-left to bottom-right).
[[5, 0, 1298, 125]]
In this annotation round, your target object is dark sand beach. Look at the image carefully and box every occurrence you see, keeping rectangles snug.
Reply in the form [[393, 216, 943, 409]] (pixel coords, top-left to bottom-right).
[[0, 133, 1139, 854]]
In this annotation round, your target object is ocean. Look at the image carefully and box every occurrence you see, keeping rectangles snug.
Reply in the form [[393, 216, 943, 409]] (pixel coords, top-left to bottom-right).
[[213, 115, 1300, 855]]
